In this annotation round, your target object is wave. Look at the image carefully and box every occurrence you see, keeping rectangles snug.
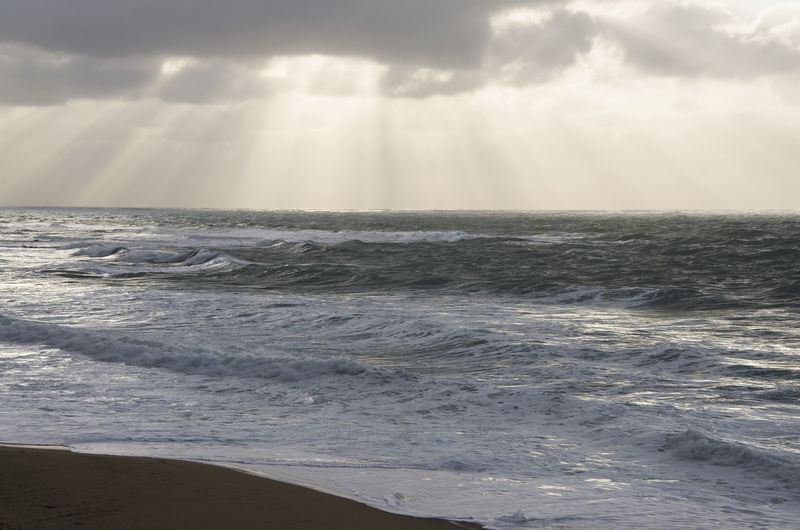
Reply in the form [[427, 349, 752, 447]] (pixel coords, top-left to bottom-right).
[[62, 225, 583, 251], [508, 285, 736, 312], [192, 227, 486, 245], [181, 249, 247, 267], [493, 510, 590, 528], [49, 247, 251, 278], [72, 244, 127, 257], [724, 364, 800, 381], [758, 387, 800, 402], [0, 314, 377, 382], [632, 287, 701, 307], [118, 249, 196, 264], [628, 286, 737, 310], [769, 280, 800, 300], [49, 222, 797, 312], [72, 243, 244, 267], [503, 232, 594, 246], [663, 430, 800, 488], [49, 248, 749, 311]]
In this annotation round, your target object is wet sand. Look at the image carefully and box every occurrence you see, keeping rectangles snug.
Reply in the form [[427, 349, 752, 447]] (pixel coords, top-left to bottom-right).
[[0, 445, 483, 529]]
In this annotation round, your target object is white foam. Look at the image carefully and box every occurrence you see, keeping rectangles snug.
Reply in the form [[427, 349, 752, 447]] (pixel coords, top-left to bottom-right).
[[251, 228, 483, 245], [513, 232, 593, 245], [127, 227, 489, 247]]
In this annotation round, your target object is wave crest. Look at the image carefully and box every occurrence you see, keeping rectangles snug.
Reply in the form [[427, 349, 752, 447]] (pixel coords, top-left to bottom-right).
[[0, 314, 375, 382], [72, 244, 127, 257], [663, 430, 800, 487]]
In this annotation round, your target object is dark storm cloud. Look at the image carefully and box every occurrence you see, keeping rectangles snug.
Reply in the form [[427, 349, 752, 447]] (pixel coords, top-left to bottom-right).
[[603, 3, 800, 78], [0, 0, 574, 104], [0, 44, 272, 105], [0, 45, 157, 105], [0, 0, 556, 69], [3, 0, 800, 105], [381, 9, 598, 97], [0, 0, 573, 104]]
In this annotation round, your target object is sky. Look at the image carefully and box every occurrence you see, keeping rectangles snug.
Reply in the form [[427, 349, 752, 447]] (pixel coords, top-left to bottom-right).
[[1, 0, 799, 210]]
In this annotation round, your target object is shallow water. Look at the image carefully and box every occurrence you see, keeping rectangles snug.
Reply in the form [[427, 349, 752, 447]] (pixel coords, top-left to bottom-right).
[[1, 208, 799, 528]]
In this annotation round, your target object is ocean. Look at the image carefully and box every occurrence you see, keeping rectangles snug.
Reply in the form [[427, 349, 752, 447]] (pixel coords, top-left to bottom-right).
[[1, 208, 798, 528]]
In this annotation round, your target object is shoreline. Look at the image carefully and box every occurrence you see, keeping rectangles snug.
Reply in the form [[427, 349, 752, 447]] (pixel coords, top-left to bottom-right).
[[0, 444, 484, 529]]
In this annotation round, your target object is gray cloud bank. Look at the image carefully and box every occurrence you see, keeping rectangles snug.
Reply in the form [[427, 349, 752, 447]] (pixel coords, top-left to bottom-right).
[[2, 0, 521, 67], [1, 1, 800, 105]]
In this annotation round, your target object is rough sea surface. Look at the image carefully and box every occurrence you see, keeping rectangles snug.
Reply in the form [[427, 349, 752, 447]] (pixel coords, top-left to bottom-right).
[[1, 208, 799, 528]]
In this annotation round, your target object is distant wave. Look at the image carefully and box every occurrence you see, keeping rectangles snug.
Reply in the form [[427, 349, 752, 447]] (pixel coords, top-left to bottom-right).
[[51, 246, 746, 310], [61, 227, 553, 250], [72, 244, 247, 267], [47, 247, 251, 278], [175, 227, 487, 246], [255, 228, 484, 245], [40, 214, 800, 314]]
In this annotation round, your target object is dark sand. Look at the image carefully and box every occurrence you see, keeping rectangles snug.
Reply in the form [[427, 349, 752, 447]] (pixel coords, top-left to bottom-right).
[[0, 445, 483, 529]]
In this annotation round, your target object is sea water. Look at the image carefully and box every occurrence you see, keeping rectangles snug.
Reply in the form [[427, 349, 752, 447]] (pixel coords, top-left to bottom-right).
[[1, 208, 798, 528]]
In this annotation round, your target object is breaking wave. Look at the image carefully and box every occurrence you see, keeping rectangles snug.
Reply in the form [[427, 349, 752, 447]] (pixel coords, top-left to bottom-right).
[[0, 314, 376, 382], [49, 247, 250, 278], [72, 244, 127, 257], [255, 228, 483, 245], [664, 430, 800, 488]]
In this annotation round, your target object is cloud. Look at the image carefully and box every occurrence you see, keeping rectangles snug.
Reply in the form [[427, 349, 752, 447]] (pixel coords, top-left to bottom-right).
[[0, 0, 571, 104], [382, 8, 599, 97], [4, 1, 800, 105], [489, 9, 596, 85], [602, 2, 800, 78], [0, 44, 277, 105], [754, 5, 800, 47], [156, 60, 274, 103], [0, 45, 157, 105], [381, 66, 484, 98], [0, 0, 557, 69], [1, 0, 592, 104]]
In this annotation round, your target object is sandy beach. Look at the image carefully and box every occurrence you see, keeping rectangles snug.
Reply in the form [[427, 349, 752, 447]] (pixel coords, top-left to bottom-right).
[[0, 445, 482, 529]]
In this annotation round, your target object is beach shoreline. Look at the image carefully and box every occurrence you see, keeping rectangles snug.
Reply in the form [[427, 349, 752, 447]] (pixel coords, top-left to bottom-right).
[[0, 444, 484, 529]]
